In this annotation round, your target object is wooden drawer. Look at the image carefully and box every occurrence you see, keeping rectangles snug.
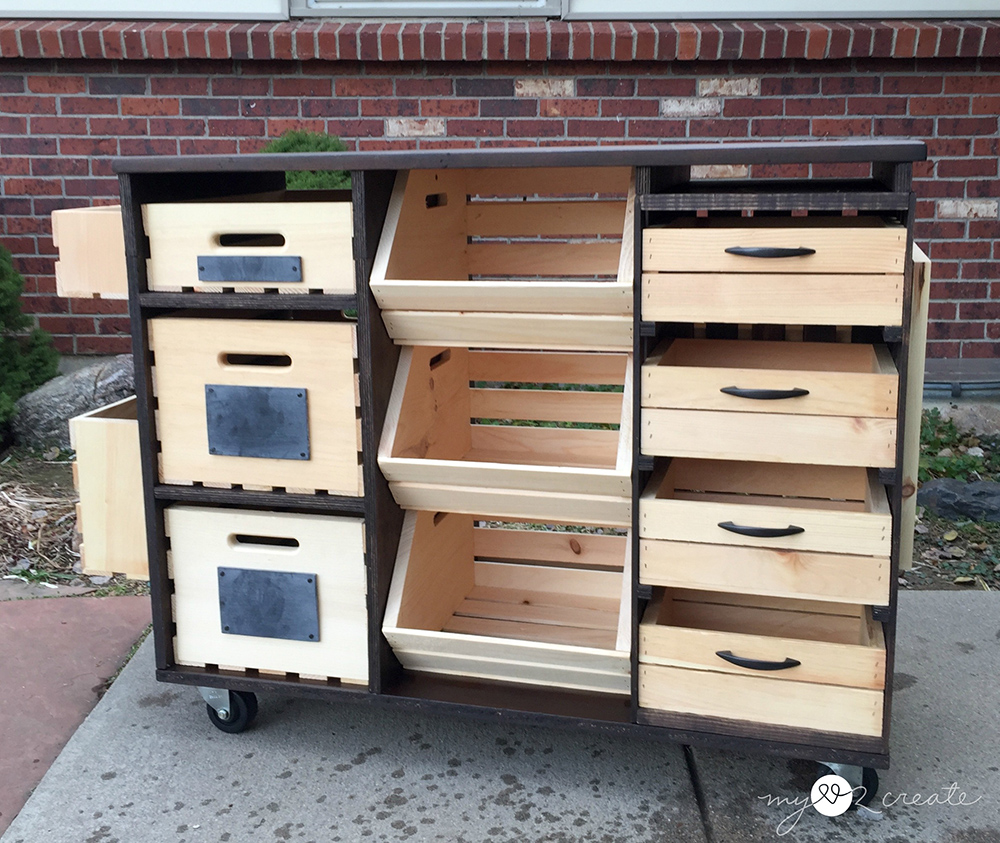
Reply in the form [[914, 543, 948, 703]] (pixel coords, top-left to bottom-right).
[[639, 540, 890, 605], [639, 459, 891, 558], [143, 190, 354, 294], [382, 510, 631, 694], [641, 217, 905, 326], [378, 346, 632, 525], [166, 505, 368, 684], [641, 339, 898, 468], [370, 167, 633, 351], [69, 396, 148, 580], [52, 205, 128, 299], [638, 590, 885, 737], [150, 317, 362, 496]]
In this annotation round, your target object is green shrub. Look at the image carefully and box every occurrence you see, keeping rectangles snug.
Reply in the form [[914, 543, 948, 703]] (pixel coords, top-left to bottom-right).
[[919, 407, 1000, 483], [0, 244, 60, 425], [259, 131, 351, 191]]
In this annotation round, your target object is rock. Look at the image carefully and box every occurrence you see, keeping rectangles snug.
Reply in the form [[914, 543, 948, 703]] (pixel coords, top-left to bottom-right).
[[967, 446, 985, 457], [918, 477, 1000, 522], [937, 447, 954, 458], [938, 403, 1000, 438], [12, 354, 133, 449], [87, 575, 111, 585]]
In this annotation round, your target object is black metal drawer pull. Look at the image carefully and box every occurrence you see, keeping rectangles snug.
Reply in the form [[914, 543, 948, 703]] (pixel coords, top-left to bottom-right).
[[724, 246, 816, 259], [716, 651, 802, 671], [720, 386, 810, 400], [718, 521, 805, 538]]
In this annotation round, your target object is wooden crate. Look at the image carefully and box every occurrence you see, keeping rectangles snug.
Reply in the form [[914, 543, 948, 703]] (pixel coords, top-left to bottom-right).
[[382, 510, 631, 694], [642, 216, 905, 326], [639, 459, 891, 558], [149, 317, 362, 495], [166, 505, 368, 683], [143, 190, 354, 294], [52, 205, 128, 299], [641, 339, 898, 468], [639, 589, 885, 737], [379, 346, 632, 525], [69, 396, 148, 580], [369, 167, 634, 350]]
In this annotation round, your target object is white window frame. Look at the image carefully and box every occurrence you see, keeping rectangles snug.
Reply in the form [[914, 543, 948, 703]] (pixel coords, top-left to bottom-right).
[[291, 0, 558, 17], [562, 0, 1000, 18], [0, 0, 288, 20]]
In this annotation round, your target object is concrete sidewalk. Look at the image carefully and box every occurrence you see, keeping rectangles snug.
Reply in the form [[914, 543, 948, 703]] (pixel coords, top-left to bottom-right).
[[3, 591, 998, 843]]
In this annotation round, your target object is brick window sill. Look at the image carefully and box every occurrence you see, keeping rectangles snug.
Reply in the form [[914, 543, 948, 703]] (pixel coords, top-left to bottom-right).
[[0, 18, 998, 63]]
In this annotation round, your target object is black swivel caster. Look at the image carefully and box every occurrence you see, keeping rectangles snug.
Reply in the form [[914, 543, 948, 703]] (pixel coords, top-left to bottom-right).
[[817, 762, 880, 807], [200, 687, 259, 734]]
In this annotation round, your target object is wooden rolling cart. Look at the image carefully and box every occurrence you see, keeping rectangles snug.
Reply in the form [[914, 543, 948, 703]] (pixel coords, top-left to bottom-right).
[[115, 139, 926, 796]]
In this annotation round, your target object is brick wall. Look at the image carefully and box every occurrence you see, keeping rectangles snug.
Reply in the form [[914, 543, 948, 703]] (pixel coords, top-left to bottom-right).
[[0, 19, 998, 359]]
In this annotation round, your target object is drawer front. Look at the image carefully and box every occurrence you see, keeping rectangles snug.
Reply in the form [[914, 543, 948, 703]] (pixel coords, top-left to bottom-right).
[[640, 495, 891, 557], [639, 598, 885, 690], [642, 408, 897, 468], [639, 539, 891, 605], [144, 200, 354, 294], [642, 340, 898, 419], [641, 273, 903, 326], [638, 663, 884, 737], [151, 318, 362, 496], [643, 225, 906, 275], [166, 505, 368, 683]]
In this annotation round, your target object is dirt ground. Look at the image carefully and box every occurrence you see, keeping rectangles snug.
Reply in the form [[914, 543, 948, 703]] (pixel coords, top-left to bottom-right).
[[0, 445, 148, 597]]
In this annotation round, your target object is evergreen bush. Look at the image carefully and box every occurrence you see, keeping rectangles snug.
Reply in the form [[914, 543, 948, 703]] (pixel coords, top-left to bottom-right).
[[0, 244, 60, 426], [259, 131, 351, 191]]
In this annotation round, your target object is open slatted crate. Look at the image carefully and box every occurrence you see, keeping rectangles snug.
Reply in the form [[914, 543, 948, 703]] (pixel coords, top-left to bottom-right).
[[379, 346, 632, 525], [370, 167, 635, 350], [382, 510, 631, 694]]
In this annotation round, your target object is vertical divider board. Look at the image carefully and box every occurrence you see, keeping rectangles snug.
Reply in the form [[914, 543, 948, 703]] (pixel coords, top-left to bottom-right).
[[354, 169, 407, 694]]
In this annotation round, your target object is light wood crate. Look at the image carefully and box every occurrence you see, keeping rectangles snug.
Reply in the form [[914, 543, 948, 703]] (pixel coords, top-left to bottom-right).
[[370, 167, 634, 351], [150, 318, 362, 495], [382, 510, 631, 694], [641, 338, 898, 468], [379, 346, 632, 525], [52, 205, 128, 299], [143, 189, 354, 294], [642, 216, 905, 327], [166, 505, 368, 684], [69, 396, 148, 580], [639, 589, 885, 737]]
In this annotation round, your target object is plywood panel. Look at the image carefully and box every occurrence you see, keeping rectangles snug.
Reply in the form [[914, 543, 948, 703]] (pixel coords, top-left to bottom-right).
[[53, 205, 128, 299]]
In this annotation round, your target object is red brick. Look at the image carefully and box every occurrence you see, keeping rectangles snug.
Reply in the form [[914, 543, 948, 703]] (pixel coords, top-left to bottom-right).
[[179, 138, 238, 155], [293, 24, 317, 61], [972, 96, 1000, 115], [927, 320, 985, 340], [379, 22, 401, 63], [958, 23, 985, 57], [910, 95, 970, 116], [930, 238, 992, 260], [208, 118, 267, 136], [439, 119, 499, 136], [633, 23, 656, 61], [627, 119, 686, 139], [31, 157, 89, 177], [874, 117, 935, 135], [395, 78, 452, 97], [151, 76, 209, 96], [480, 99, 537, 118], [69, 297, 128, 316], [302, 99, 359, 118], [38, 315, 96, 335], [420, 98, 477, 117], [937, 116, 999, 136], [751, 119, 811, 138], [265, 118, 325, 136], [0, 157, 30, 175], [1, 136, 55, 155], [356, 23, 379, 62], [119, 137, 179, 156], [336, 77, 392, 97], [970, 220, 1000, 239], [601, 99, 659, 118], [928, 301, 957, 321], [785, 97, 845, 117], [64, 177, 118, 197], [2, 95, 55, 114], [76, 335, 131, 354], [883, 75, 942, 95], [212, 76, 270, 97], [444, 22, 465, 62], [723, 98, 783, 118], [60, 96, 119, 115], [567, 119, 625, 138], [760, 76, 820, 96], [503, 118, 562, 138], [361, 98, 418, 117], [539, 98, 599, 118], [3, 178, 62, 196], [934, 281, 988, 299], [925, 342, 959, 358], [28, 75, 85, 94], [937, 158, 997, 178], [847, 96, 908, 115], [148, 117, 206, 136], [611, 22, 635, 62]]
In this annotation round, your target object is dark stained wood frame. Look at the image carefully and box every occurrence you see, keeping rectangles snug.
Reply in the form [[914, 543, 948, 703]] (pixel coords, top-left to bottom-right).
[[116, 140, 925, 773]]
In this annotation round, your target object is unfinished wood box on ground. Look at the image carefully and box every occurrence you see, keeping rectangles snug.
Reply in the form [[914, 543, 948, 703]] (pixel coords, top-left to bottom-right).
[[166, 505, 368, 683], [383, 510, 631, 694], [143, 190, 354, 294], [379, 346, 632, 525], [641, 217, 906, 326], [639, 589, 885, 737], [69, 396, 148, 580], [639, 459, 891, 606], [370, 167, 634, 350], [149, 317, 362, 495], [641, 339, 898, 468], [52, 205, 128, 299]]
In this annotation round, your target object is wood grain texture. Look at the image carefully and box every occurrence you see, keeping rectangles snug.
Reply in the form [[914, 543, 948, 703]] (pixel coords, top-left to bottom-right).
[[900, 246, 931, 571], [144, 198, 354, 293], [167, 505, 368, 682], [53, 205, 128, 299], [150, 318, 362, 495], [643, 221, 906, 274], [642, 339, 897, 418], [642, 273, 904, 327], [69, 396, 148, 579], [639, 539, 890, 605], [381, 510, 630, 694], [638, 663, 884, 737], [639, 593, 885, 690]]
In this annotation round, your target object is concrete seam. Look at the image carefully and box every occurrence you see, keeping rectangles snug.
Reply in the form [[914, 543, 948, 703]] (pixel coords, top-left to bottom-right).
[[682, 744, 717, 843]]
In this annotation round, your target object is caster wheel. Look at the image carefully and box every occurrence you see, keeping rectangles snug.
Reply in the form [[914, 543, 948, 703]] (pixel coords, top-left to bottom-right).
[[856, 768, 879, 807], [206, 690, 258, 734]]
